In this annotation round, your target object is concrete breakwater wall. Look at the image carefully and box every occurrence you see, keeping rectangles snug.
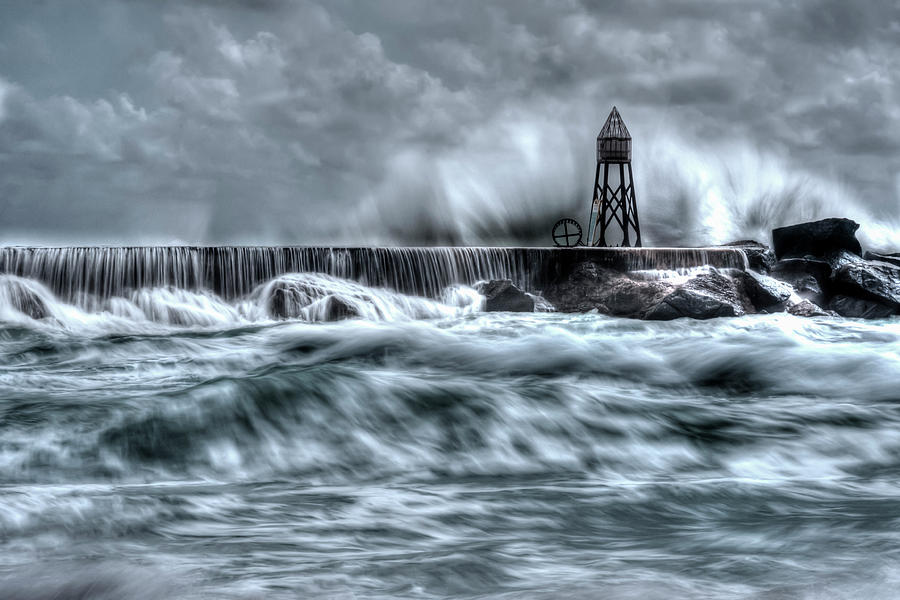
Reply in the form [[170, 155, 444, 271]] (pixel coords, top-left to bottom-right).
[[0, 246, 747, 301]]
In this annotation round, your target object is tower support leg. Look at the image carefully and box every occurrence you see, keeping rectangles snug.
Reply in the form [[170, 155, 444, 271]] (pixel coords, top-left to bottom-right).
[[586, 162, 601, 247], [627, 163, 641, 247], [619, 163, 630, 247], [597, 163, 610, 246]]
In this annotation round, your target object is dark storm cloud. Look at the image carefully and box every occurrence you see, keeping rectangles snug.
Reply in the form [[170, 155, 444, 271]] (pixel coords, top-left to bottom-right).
[[0, 0, 897, 245]]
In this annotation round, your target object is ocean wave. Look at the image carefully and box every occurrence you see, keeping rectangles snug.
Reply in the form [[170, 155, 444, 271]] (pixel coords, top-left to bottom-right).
[[2, 311, 899, 487], [0, 272, 484, 332], [3, 306, 900, 598]]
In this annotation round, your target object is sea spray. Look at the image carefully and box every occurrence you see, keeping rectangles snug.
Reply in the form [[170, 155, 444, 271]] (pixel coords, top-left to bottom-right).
[[0, 272, 485, 329]]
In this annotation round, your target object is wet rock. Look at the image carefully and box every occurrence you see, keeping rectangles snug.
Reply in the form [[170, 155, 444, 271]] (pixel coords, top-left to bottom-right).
[[787, 299, 831, 317], [827, 295, 896, 319], [541, 262, 614, 313], [789, 276, 824, 304], [267, 281, 362, 320], [772, 217, 862, 260], [645, 271, 744, 320], [476, 280, 534, 312], [644, 289, 736, 320], [597, 277, 674, 318], [4, 279, 50, 320], [823, 250, 864, 271], [864, 251, 900, 269], [268, 284, 301, 319], [831, 261, 900, 311], [723, 240, 776, 273], [530, 294, 555, 312], [541, 262, 672, 317], [770, 258, 832, 305], [736, 270, 793, 311], [316, 296, 360, 321], [745, 248, 777, 274]]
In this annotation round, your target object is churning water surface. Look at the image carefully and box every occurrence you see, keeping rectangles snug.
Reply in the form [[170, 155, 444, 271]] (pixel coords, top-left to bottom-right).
[[2, 274, 900, 599]]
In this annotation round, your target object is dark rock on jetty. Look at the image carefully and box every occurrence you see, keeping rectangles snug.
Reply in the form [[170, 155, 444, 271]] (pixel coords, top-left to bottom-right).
[[787, 300, 832, 317], [543, 266, 744, 320], [724, 240, 776, 273], [864, 251, 900, 269], [6, 279, 50, 320], [832, 261, 900, 311], [772, 217, 862, 260], [827, 295, 895, 319], [316, 296, 360, 321], [539, 217, 898, 320], [766, 217, 900, 318], [770, 258, 831, 305], [542, 263, 672, 318], [736, 270, 792, 312], [476, 280, 535, 312], [823, 250, 863, 271], [267, 280, 361, 321], [645, 271, 744, 320], [268, 285, 297, 319]]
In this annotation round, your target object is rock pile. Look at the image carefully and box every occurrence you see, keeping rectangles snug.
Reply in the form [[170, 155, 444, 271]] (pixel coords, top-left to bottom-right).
[[533, 217, 899, 320], [267, 217, 898, 321], [540, 266, 749, 320], [767, 218, 900, 318], [475, 279, 537, 312]]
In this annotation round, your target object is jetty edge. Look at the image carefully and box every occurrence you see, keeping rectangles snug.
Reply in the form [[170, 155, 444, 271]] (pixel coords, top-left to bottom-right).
[[1, 217, 898, 321]]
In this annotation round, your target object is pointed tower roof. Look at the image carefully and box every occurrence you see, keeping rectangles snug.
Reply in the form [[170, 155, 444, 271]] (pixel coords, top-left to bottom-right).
[[598, 106, 631, 140]]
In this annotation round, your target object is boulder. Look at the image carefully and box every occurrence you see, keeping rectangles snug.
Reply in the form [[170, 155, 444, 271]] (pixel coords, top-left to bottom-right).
[[315, 296, 361, 321], [268, 285, 299, 319], [736, 270, 793, 311], [3, 279, 50, 320], [772, 218, 862, 260], [541, 262, 673, 317], [266, 278, 363, 321], [787, 300, 831, 317], [864, 251, 900, 269], [476, 280, 534, 312], [770, 258, 832, 305], [827, 295, 896, 319], [831, 261, 900, 310], [598, 277, 674, 317], [645, 271, 744, 320], [823, 250, 864, 271], [745, 247, 777, 274], [644, 288, 737, 320], [269, 284, 362, 321], [541, 261, 614, 313], [723, 240, 776, 273], [530, 294, 555, 312]]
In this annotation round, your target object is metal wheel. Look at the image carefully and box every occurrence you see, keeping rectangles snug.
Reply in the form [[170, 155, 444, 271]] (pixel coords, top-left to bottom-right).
[[551, 218, 583, 247]]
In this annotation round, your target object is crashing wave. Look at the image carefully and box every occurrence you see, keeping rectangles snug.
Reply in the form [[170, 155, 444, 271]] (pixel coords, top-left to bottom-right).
[[0, 272, 484, 330], [251, 273, 482, 321]]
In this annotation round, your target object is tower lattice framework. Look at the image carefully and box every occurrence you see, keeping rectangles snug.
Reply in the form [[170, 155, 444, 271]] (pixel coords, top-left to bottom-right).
[[587, 106, 641, 247]]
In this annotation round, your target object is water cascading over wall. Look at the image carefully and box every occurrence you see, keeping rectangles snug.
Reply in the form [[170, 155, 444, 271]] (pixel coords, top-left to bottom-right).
[[0, 246, 747, 302]]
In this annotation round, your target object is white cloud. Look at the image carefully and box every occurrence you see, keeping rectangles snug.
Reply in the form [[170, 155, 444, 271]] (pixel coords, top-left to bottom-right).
[[0, 0, 898, 245]]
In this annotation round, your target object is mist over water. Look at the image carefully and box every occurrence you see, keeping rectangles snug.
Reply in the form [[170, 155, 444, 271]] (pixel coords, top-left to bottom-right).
[[2, 269, 900, 599], [354, 126, 900, 251]]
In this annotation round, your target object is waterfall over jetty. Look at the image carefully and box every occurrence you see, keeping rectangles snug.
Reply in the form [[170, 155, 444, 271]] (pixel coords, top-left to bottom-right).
[[0, 246, 746, 301]]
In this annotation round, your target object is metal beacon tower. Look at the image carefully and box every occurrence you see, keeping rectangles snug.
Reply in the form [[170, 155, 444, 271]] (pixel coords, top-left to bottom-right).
[[587, 106, 642, 247]]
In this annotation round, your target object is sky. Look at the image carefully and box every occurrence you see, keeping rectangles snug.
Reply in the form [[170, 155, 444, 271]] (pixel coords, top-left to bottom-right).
[[0, 0, 898, 247]]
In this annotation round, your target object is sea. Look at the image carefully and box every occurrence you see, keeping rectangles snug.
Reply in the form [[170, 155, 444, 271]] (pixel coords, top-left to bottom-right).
[[1, 247, 899, 599]]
